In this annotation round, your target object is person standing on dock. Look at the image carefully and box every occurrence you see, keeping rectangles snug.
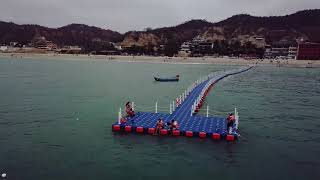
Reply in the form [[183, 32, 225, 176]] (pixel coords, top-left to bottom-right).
[[173, 120, 179, 130], [227, 113, 235, 134], [125, 102, 135, 117], [154, 118, 164, 135], [167, 120, 179, 135]]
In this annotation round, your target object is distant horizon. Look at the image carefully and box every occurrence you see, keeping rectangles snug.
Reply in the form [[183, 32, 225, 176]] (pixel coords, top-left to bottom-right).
[[1, 8, 319, 34], [1, 0, 320, 33]]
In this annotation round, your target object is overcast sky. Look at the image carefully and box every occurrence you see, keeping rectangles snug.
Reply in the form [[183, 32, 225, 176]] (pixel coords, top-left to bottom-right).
[[1, 0, 319, 33]]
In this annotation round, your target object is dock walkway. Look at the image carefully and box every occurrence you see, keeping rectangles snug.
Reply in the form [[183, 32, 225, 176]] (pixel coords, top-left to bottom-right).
[[112, 66, 253, 141]]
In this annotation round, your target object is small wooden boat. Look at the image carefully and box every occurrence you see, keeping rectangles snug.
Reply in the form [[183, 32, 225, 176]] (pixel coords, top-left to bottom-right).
[[154, 75, 179, 82]]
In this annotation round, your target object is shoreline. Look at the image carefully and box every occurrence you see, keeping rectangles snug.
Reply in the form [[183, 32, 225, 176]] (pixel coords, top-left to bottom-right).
[[1, 52, 320, 68]]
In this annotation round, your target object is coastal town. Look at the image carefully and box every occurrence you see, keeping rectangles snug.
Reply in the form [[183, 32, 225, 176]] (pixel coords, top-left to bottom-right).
[[1, 34, 320, 61], [0, 35, 82, 54]]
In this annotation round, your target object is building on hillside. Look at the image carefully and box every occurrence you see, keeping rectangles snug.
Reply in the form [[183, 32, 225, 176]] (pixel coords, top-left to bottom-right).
[[159, 45, 165, 51], [46, 41, 57, 50], [251, 36, 266, 48], [192, 35, 206, 44], [297, 42, 320, 60], [254, 37, 264, 41], [288, 46, 298, 59], [270, 47, 289, 58], [0, 46, 8, 52], [6, 47, 21, 52], [178, 35, 214, 57], [192, 42, 213, 56], [199, 42, 214, 54], [60, 46, 82, 54], [120, 45, 134, 51], [37, 41, 57, 50], [269, 40, 297, 59], [178, 42, 191, 57], [31, 36, 46, 47], [31, 35, 58, 51], [114, 44, 122, 51], [10, 42, 18, 47], [264, 45, 272, 58]]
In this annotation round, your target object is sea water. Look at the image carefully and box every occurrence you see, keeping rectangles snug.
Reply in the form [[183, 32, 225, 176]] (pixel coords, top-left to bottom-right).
[[0, 57, 319, 180]]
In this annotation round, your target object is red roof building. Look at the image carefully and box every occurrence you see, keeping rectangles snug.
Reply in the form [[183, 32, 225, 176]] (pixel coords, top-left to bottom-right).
[[297, 42, 320, 60]]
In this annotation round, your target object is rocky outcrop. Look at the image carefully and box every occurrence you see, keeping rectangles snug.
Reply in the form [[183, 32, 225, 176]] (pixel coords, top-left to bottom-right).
[[120, 32, 160, 47], [200, 26, 226, 41]]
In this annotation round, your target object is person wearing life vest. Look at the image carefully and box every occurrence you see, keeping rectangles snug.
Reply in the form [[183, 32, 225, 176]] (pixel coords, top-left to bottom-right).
[[227, 113, 236, 133], [167, 119, 179, 133], [172, 120, 179, 130], [120, 118, 127, 124], [154, 118, 164, 135], [125, 102, 135, 117]]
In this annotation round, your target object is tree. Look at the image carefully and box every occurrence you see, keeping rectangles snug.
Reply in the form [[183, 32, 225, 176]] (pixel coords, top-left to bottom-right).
[[164, 39, 179, 57], [145, 43, 155, 55], [229, 40, 241, 56]]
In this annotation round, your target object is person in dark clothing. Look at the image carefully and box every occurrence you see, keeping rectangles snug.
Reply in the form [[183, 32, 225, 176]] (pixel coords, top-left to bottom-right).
[[227, 113, 235, 133], [168, 119, 179, 134], [167, 120, 175, 131]]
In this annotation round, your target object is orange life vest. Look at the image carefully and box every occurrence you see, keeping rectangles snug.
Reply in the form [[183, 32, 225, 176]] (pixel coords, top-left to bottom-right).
[[230, 115, 235, 122], [156, 121, 163, 128], [120, 118, 127, 124], [227, 115, 235, 122]]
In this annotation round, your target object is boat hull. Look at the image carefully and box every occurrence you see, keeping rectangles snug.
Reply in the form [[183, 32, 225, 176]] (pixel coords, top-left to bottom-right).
[[154, 77, 179, 82]]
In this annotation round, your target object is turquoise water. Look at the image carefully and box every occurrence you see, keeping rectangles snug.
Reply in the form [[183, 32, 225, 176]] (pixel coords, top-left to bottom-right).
[[0, 57, 319, 180]]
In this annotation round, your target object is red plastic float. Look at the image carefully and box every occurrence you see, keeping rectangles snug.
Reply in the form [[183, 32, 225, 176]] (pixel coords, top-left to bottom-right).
[[226, 134, 235, 141], [199, 132, 206, 138], [172, 130, 180, 136], [148, 128, 155, 134], [112, 125, 120, 131], [136, 127, 144, 133], [186, 131, 193, 137], [212, 133, 221, 140], [160, 129, 168, 135], [125, 126, 132, 132]]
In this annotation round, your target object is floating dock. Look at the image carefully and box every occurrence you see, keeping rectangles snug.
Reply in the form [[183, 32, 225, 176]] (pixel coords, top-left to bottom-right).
[[112, 66, 253, 141]]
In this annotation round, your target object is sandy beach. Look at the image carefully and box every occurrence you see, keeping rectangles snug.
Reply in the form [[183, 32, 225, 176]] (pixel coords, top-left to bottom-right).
[[1, 52, 320, 68]]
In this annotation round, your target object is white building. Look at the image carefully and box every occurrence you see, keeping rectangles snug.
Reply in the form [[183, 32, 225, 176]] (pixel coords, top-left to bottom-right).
[[178, 42, 191, 57], [288, 46, 297, 59], [60, 46, 82, 54], [114, 45, 122, 51], [10, 42, 18, 47], [252, 36, 266, 48], [0, 46, 8, 52], [264, 45, 272, 58], [192, 35, 206, 44]]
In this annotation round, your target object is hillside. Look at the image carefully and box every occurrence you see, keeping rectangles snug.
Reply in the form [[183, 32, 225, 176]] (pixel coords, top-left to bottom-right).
[[210, 9, 320, 44], [121, 19, 213, 47], [121, 9, 320, 48], [0, 22, 123, 51], [0, 9, 319, 53]]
